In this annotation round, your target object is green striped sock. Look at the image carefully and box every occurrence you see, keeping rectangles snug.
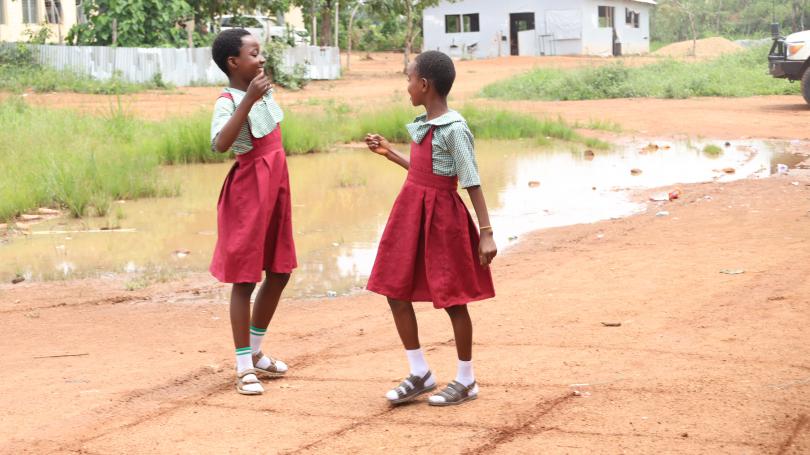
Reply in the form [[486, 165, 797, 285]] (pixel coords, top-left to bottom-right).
[[235, 346, 253, 372], [250, 326, 267, 354]]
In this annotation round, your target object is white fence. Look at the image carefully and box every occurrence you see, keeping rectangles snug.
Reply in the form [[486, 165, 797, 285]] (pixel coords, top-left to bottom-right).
[[14, 44, 340, 85]]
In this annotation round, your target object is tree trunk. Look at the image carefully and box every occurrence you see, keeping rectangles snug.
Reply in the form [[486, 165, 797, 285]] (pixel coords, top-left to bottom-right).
[[403, 0, 413, 74], [347, 4, 360, 72], [320, 2, 332, 46], [334, 0, 339, 50]]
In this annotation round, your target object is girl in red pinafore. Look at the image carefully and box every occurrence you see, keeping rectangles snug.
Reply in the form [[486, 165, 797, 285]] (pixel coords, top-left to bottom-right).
[[365, 51, 497, 407], [209, 29, 296, 396]]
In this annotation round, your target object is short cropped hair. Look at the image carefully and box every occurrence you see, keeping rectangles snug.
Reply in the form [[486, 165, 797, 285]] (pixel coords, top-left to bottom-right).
[[212, 28, 251, 76], [415, 51, 456, 97]]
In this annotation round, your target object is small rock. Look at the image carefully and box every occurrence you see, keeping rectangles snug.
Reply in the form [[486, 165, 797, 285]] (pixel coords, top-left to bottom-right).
[[720, 269, 745, 275], [631, 168, 643, 176], [528, 181, 541, 188], [722, 167, 736, 174], [601, 322, 622, 327], [584, 150, 595, 160], [791, 181, 799, 186], [656, 211, 670, 217], [641, 143, 659, 153], [173, 249, 190, 258], [11, 275, 25, 284], [681, 432, 689, 438], [724, 142, 731, 147], [326, 290, 338, 298]]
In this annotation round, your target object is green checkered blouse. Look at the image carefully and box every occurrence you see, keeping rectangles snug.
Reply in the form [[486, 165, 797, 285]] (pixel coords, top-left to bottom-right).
[[406, 110, 481, 188], [210, 87, 284, 155]]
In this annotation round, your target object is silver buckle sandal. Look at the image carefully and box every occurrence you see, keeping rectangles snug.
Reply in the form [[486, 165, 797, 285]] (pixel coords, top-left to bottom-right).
[[387, 371, 436, 405]]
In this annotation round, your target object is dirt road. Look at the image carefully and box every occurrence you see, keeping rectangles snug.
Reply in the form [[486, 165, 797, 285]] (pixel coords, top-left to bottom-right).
[[2, 53, 810, 454], [2, 171, 810, 454]]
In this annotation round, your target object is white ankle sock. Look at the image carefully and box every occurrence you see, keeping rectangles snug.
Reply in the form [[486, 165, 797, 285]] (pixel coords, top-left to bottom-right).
[[249, 325, 266, 354], [405, 348, 430, 377], [456, 360, 475, 387], [249, 325, 288, 372], [236, 347, 254, 373]]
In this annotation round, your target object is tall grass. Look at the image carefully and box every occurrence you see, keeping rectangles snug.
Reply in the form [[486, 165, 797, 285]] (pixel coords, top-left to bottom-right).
[[0, 99, 606, 221], [480, 45, 801, 101], [0, 98, 164, 220]]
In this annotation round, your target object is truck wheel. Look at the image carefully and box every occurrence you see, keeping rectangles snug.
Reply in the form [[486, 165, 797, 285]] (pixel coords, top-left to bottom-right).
[[803, 68, 810, 105]]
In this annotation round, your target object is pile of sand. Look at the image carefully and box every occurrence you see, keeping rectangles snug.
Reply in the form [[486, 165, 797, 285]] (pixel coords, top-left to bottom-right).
[[653, 37, 743, 58]]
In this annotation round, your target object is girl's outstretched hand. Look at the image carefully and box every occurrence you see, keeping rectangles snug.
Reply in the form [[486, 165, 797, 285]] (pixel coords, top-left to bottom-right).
[[478, 232, 497, 266], [365, 134, 391, 156]]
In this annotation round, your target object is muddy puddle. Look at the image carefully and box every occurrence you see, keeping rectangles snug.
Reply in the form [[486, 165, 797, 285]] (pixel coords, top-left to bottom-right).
[[1, 139, 800, 298]]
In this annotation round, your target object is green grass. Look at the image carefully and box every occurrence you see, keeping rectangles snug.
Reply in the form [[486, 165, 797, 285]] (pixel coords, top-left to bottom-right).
[[0, 65, 169, 94], [480, 45, 801, 101], [0, 98, 167, 220], [0, 99, 606, 221], [0, 43, 170, 94], [702, 144, 723, 156]]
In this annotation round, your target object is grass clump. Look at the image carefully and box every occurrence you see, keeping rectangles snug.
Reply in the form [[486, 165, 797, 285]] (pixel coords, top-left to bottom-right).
[[481, 45, 800, 101], [702, 144, 723, 156], [0, 98, 165, 220]]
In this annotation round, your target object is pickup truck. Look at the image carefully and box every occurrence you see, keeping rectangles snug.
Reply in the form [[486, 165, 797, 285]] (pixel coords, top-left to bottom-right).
[[769, 27, 810, 105]]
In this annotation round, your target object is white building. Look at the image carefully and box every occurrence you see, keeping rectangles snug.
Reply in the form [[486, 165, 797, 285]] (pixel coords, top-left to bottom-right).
[[0, 0, 82, 44], [423, 0, 656, 58]]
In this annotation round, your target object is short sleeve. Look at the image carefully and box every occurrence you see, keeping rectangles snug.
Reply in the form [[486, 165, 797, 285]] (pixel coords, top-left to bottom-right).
[[210, 97, 234, 151], [444, 122, 481, 188]]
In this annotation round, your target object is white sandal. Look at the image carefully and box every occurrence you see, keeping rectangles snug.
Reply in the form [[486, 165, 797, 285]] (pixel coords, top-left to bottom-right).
[[236, 369, 263, 395]]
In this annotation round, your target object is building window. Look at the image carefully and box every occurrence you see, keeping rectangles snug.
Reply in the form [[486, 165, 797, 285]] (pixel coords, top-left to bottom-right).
[[625, 9, 640, 28], [445, 14, 460, 33], [22, 0, 39, 24], [45, 1, 63, 24], [462, 13, 479, 32], [598, 6, 614, 28]]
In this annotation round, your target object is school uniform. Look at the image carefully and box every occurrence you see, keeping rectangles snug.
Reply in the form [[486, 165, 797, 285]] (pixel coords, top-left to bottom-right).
[[367, 111, 495, 308], [209, 87, 297, 283]]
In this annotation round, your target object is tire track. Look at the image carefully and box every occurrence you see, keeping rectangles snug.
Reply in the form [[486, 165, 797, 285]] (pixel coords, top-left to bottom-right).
[[461, 393, 574, 455]]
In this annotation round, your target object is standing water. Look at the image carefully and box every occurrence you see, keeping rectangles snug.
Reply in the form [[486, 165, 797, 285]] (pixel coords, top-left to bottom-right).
[[0, 139, 798, 297]]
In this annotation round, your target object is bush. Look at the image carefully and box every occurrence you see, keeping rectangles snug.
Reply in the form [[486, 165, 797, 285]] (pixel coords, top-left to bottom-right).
[[263, 40, 310, 90]]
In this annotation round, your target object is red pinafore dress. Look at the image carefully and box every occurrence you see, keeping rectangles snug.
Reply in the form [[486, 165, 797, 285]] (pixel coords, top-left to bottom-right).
[[209, 92, 297, 283], [366, 127, 495, 308]]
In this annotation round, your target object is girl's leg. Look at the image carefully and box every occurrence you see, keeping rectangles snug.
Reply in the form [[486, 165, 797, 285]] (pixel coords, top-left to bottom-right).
[[251, 272, 290, 330], [385, 298, 435, 402], [230, 282, 263, 394], [230, 282, 256, 349], [249, 272, 291, 373], [428, 304, 477, 405], [445, 304, 473, 362], [387, 298, 421, 350]]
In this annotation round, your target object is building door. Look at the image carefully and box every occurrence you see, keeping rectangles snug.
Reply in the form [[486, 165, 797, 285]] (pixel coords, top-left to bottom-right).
[[509, 13, 535, 56], [598, 5, 619, 56]]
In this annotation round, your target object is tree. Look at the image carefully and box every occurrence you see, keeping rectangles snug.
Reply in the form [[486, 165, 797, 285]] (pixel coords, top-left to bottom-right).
[[67, 0, 194, 47], [366, 0, 446, 73], [346, 0, 363, 71]]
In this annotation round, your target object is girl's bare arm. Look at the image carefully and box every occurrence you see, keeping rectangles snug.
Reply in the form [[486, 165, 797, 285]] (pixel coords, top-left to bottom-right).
[[467, 186, 497, 266]]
